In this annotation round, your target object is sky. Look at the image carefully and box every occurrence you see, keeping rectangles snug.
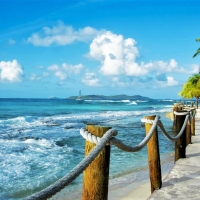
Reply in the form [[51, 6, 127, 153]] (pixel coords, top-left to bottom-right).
[[1, 0, 200, 99]]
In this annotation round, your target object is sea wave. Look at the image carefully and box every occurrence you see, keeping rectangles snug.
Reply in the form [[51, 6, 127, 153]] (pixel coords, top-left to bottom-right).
[[130, 101, 137, 105], [161, 99, 175, 102], [136, 100, 149, 102]]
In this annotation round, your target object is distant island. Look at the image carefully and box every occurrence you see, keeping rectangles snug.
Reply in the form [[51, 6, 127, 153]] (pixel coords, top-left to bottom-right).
[[67, 94, 152, 100]]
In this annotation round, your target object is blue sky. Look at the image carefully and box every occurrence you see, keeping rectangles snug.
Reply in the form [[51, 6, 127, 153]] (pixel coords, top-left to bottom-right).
[[1, 0, 200, 99]]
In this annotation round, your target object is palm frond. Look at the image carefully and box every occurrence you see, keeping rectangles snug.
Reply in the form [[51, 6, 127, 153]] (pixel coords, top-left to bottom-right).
[[196, 38, 200, 42], [193, 48, 200, 58]]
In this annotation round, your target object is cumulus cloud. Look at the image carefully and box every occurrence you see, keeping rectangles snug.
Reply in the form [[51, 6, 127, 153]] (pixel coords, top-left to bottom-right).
[[187, 64, 200, 74], [111, 77, 129, 87], [89, 31, 184, 77], [48, 63, 83, 80], [0, 60, 23, 82], [166, 76, 178, 86], [157, 76, 179, 87], [82, 72, 101, 86], [27, 21, 100, 46], [30, 74, 41, 81], [150, 59, 186, 73]]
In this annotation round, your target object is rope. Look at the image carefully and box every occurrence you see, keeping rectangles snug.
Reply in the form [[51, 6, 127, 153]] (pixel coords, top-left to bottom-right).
[[80, 128, 101, 144], [80, 113, 190, 151], [174, 111, 189, 115], [157, 115, 189, 141], [24, 129, 118, 200], [108, 116, 160, 152], [25, 108, 195, 199], [141, 118, 154, 124], [79, 116, 160, 152]]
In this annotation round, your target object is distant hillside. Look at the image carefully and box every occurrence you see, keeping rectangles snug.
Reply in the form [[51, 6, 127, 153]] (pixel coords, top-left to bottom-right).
[[67, 94, 152, 100]]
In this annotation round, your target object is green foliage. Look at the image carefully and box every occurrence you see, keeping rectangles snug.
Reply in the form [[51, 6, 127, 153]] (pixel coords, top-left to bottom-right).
[[179, 74, 200, 108]]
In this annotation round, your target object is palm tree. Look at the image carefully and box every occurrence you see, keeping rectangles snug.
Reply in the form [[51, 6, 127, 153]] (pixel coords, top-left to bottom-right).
[[193, 38, 200, 58], [179, 74, 200, 108]]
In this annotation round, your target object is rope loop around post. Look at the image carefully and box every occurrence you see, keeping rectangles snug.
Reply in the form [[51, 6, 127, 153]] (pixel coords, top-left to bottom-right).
[[141, 118, 154, 124], [80, 128, 118, 145], [173, 111, 189, 116]]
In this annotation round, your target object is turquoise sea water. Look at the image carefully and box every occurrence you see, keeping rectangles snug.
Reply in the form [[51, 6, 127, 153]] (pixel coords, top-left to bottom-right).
[[0, 98, 179, 199]]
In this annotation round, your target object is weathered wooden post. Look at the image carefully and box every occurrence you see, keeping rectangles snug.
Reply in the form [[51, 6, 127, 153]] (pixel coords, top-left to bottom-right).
[[191, 108, 195, 136], [82, 125, 111, 200], [174, 111, 187, 162], [186, 113, 191, 146], [173, 104, 179, 131], [144, 115, 162, 193]]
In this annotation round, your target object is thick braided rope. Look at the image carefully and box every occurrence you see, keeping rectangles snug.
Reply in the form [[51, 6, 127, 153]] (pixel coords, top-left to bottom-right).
[[189, 108, 196, 118], [109, 115, 160, 152], [80, 128, 101, 144], [174, 111, 189, 116], [186, 108, 196, 124], [79, 116, 160, 152], [141, 118, 154, 124], [24, 129, 118, 200], [157, 114, 189, 141]]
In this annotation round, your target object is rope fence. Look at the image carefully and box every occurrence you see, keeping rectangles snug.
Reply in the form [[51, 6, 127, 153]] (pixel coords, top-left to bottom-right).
[[24, 105, 196, 200]]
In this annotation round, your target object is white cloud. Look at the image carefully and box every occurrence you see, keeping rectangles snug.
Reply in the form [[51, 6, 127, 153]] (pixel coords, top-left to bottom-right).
[[150, 59, 186, 73], [82, 72, 101, 86], [111, 77, 128, 87], [42, 72, 49, 77], [166, 76, 179, 86], [0, 60, 23, 82], [27, 21, 100, 46], [89, 31, 184, 77], [158, 76, 179, 87], [48, 63, 83, 80], [29, 74, 41, 81], [187, 64, 200, 74], [89, 31, 142, 76]]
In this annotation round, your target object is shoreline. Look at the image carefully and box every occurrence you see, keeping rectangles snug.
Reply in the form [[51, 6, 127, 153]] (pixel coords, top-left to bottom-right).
[[50, 153, 174, 200]]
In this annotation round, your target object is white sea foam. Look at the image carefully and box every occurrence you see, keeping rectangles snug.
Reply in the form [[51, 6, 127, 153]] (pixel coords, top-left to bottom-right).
[[24, 138, 52, 147], [161, 99, 174, 102], [121, 100, 131, 102], [130, 101, 137, 105], [0, 116, 44, 129], [85, 99, 132, 103], [136, 100, 149, 102]]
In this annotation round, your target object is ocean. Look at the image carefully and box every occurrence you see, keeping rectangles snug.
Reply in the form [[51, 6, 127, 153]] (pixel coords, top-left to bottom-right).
[[0, 98, 179, 199]]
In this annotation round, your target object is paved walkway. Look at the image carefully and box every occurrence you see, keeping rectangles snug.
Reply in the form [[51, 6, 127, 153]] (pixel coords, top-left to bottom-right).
[[148, 110, 200, 200]]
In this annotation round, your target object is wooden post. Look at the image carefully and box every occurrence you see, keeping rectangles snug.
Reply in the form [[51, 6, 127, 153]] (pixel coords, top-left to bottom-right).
[[144, 115, 162, 193], [186, 114, 191, 146], [82, 125, 111, 200], [173, 104, 179, 131], [191, 109, 195, 136], [174, 111, 187, 162]]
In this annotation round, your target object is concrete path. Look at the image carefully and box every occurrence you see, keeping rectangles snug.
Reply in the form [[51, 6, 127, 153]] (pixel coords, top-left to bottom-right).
[[148, 111, 200, 200]]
